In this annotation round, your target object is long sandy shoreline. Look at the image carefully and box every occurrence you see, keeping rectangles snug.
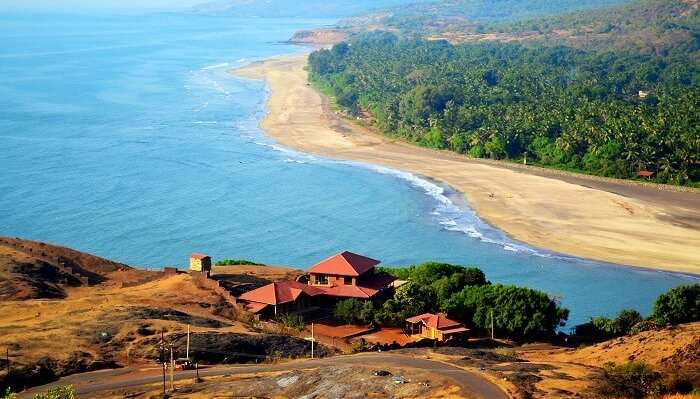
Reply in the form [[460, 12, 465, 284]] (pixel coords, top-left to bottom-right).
[[232, 54, 700, 275]]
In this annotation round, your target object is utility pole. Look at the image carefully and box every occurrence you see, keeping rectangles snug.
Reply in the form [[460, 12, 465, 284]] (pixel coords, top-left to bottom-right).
[[490, 309, 494, 340], [169, 344, 175, 391], [311, 323, 314, 359], [186, 325, 190, 360], [160, 332, 166, 396]]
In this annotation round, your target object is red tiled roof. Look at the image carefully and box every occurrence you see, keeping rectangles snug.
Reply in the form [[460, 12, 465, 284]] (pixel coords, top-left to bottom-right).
[[308, 251, 380, 277], [406, 313, 463, 330], [244, 302, 269, 314], [190, 253, 210, 260], [637, 170, 655, 177], [441, 326, 470, 335], [319, 284, 379, 299], [316, 273, 396, 298], [239, 280, 324, 306]]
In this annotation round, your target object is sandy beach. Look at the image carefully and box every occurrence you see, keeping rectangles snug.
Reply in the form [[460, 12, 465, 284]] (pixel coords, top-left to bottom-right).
[[232, 54, 700, 275]]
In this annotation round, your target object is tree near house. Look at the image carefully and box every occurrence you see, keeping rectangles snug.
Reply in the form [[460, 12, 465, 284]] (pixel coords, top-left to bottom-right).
[[374, 282, 438, 326], [334, 298, 375, 325], [444, 284, 569, 340]]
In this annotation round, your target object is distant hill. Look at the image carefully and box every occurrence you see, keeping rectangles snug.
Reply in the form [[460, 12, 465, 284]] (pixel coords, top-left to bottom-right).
[[192, 0, 432, 18], [0, 237, 130, 299], [339, 0, 630, 31], [336, 0, 698, 56]]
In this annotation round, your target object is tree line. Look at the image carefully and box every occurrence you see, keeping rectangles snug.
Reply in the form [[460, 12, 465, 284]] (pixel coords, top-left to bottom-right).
[[334, 262, 700, 342], [335, 262, 569, 341], [309, 32, 699, 185]]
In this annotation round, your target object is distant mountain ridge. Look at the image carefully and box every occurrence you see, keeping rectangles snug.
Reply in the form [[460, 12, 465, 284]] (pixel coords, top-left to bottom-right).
[[192, 0, 432, 18]]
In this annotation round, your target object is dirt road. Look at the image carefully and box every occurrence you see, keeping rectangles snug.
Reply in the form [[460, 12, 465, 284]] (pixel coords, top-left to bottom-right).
[[22, 352, 508, 399]]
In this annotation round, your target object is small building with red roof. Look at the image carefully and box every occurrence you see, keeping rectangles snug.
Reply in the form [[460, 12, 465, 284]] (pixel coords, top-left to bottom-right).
[[405, 313, 469, 342], [637, 170, 655, 179]]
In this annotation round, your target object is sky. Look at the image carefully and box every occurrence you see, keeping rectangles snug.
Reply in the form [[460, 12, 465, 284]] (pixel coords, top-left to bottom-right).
[[0, 0, 203, 10]]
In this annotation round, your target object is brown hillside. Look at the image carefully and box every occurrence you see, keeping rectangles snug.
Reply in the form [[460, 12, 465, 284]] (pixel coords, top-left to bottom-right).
[[521, 322, 700, 392], [538, 322, 700, 375], [0, 237, 133, 300]]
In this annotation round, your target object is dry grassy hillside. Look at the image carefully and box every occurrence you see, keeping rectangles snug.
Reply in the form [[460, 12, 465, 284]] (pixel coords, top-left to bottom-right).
[[0, 238, 315, 391], [532, 322, 700, 380]]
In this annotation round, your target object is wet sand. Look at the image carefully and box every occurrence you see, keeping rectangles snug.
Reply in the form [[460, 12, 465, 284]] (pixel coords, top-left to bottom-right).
[[232, 54, 700, 275]]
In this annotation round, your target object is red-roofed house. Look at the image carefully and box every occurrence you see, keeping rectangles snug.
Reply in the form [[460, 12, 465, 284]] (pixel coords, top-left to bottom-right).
[[405, 313, 469, 342], [238, 280, 325, 318], [237, 251, 396, 319]]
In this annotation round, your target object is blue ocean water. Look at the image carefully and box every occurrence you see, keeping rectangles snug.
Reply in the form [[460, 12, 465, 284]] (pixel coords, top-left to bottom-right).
[[0, 11, 695, 326]]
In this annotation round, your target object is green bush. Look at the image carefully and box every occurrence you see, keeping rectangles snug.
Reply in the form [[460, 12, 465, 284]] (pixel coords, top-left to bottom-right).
[[577, 308, 643, 339], [334, 299, 375, 325], [651, 284, 700, 325], [598, 361, 663, 398], [629, 319, 657, 335], [215, 259, 263, 266], [278, 314, 305, 332]]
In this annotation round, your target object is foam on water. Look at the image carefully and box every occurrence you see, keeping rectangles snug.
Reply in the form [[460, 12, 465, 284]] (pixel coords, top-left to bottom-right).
[[348, 162, 570, 259]]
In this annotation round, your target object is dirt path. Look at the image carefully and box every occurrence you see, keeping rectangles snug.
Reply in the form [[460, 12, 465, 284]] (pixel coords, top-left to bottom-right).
[[22, 353, 508, 399]]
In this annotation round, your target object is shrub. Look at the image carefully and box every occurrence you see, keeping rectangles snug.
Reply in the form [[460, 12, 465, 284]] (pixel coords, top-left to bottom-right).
[[215, 259, 262, 266], [351, 339, 367, 353], [629, 319, 658, 335], [334, 299, 375, 325], [278, 314, 305, 332], [615, 309, 644, 335], [651, 284, 700, 325], [576, 309, 644, 340], [34, 385, 75, 399], [597, 361, 663, 398]]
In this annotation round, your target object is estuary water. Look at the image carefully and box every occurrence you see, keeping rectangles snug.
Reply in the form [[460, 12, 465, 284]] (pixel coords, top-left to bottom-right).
[[0, 11, 695, 326]]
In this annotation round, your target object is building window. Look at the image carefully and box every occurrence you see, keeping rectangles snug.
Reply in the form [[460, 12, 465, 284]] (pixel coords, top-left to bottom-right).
[[315, 274, 328, 285], [344, 276, 352, 285]]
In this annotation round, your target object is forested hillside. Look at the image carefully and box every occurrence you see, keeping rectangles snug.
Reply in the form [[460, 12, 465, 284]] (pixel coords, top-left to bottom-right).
[[343, 0, 628, 33], [309, 0, 699, 185]]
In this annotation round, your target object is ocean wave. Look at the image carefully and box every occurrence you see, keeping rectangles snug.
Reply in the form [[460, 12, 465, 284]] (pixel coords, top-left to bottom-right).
[[192, 121, 218, 124], [348, 162, 571, 260], [201, 62, 230, 70]]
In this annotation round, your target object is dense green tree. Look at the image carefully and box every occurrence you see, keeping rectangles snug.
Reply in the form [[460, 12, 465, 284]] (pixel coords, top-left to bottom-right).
[[651, 284, 700, 325], [576, 308, 643, 339], [374, 282, 438, 326], [333, 299, 375, 325], [444, 284, 569, 340]]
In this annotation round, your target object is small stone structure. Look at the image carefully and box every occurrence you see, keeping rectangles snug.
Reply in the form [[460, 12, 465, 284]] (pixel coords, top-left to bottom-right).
[[189, 253, 212, 273]]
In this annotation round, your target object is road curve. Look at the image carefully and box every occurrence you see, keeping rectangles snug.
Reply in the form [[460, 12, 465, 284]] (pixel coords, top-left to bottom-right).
[[22, 353, 508, 399]]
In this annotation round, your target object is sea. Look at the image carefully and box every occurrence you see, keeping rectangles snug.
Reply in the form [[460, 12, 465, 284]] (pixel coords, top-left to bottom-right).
[[0, 9, 696, 326]]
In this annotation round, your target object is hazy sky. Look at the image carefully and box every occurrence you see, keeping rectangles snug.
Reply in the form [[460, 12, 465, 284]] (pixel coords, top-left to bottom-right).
[[1, 0, 203, 10]]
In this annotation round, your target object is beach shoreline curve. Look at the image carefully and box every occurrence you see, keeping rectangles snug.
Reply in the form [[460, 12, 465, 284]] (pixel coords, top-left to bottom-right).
[[230, 53, 700, 275]]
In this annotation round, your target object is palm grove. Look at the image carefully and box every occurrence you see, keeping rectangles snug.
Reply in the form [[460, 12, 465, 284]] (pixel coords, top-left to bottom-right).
[[308, 30, 699, 185]]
